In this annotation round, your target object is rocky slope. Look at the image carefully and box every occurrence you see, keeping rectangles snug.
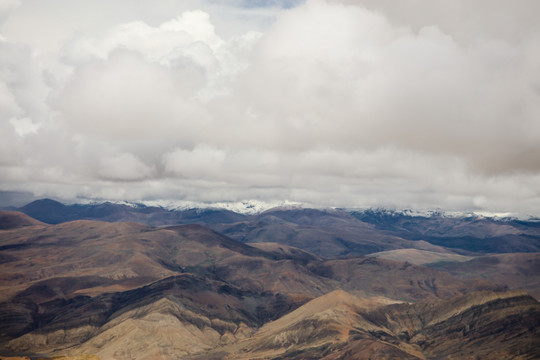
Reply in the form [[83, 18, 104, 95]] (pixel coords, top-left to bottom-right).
[[193, 290, 540, 359], [0, 211, 500, 303], [427, 252, 540, 299], [0, 211, 538, 359], [2, 274, 303, 358]]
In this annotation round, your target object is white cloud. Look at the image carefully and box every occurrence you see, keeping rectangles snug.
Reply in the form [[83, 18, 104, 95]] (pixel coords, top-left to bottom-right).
[[0, 0, 539, 216], [9, 117, 40, 136], [0, 0, 19, 27], [163, 145, 227, 179], [64, 10, 222, 67], [58, 48, 207, 147], [98, 152, 155, 181]]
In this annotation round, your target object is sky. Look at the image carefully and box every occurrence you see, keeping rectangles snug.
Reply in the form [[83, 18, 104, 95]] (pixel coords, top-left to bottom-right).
[[1, 0, 540, 216]]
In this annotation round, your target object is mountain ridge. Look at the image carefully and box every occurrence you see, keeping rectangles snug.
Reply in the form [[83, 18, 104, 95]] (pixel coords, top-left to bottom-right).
[[1, 210, 539, 359], [13, 198, 540, 221], [12, 200, 540, 258]]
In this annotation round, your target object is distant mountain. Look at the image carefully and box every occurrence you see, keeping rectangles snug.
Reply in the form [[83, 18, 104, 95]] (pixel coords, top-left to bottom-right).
[[209, 207, 429, 257], [14, 200, 540, 257], [350, 209, 540, 253], [18, 198, 247, 225], [213, 207, 540, 256], [20, 198, 75, 224]]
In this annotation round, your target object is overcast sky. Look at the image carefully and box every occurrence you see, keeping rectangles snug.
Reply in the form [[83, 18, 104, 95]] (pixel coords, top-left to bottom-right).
[[1, 0, 540, 215]]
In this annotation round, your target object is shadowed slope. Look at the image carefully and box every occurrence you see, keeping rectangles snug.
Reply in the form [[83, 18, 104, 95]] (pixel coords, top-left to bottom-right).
[[0, 213, 527, 359], [14, 200, 540, 256], [197, 290, 540, 360], [18, 199, 247, 226], [351, 210, 540, 254], [211, 208, 448, 258], [0, 216, 502, 305], [310, 257, 504, 301], [427, 252, 540, 299], [364, 290, 540, 359], [223, 290, 420, 360], [367, 249, 540, 300], [2, 274, 304, 358]]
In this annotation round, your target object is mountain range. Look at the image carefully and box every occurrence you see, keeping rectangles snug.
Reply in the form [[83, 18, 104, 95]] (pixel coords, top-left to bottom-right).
[[10, 199, 540, 256], [0, 200, 539, 359]]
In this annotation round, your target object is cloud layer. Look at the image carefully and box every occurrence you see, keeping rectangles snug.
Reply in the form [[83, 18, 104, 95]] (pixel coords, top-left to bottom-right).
[[1, 0, 540, 215]]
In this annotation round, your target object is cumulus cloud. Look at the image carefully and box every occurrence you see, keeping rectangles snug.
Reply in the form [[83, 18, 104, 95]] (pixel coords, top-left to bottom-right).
[[163, 145, 227, 179], [98, 152, 155, 181], [9, 117, 40, 136], [63, 10, 222, 66], [0, 0, 539, 216], [59, 48, 207, 146], [0, 0, 19, 27], [237, 1, 540, 172]]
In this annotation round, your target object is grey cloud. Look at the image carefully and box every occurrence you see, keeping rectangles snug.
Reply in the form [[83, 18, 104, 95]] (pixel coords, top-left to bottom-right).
[[235, 2, 540, 173], [0, 0, 19, 27], [59, 48, 207, 144], [0, 0, 539, 216], [98, 153, 155, 181]]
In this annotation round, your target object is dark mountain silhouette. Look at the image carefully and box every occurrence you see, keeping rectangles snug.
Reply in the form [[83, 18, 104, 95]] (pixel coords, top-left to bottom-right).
[[18, 199, 247, 225], [350, 209, 540, 253], [15, 200, 540, 257], [20, 198, 74, 224]]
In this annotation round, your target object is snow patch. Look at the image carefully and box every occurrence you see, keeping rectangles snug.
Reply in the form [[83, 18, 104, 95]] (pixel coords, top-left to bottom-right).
[[139, 199, 305, 215]]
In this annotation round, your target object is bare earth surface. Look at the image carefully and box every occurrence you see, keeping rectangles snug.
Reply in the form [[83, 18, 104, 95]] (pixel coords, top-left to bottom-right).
[[0, 211, 538, 359]]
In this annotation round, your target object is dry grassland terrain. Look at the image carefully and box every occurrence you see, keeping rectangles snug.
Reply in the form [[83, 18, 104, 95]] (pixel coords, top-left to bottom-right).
[[0, 208, 538, 359]]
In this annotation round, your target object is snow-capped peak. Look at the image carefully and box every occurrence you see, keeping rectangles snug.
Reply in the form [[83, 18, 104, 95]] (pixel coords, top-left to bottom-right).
[[139, 199, 305, 215]]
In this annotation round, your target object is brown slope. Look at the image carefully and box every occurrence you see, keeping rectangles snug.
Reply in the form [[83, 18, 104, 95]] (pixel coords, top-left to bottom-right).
[[191, 290, 421, 360], [238, 290, 416, 358], [427, 252, 540, 299], [311, 257, 504, 301], [249, 242, 322, 263], [0, 211, 44, 230], [367, 248, 472, 265], [202, 290, 540, 360], [207, 252, 505, 304], [0, 218, 526, 359], [1, 274, 304, 359], [209, 210, 450, 258], [1, 218, 501, 306], [364, 290, 540, 359], [0, 220, 171, 302], [0, 221, 302, 302]]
